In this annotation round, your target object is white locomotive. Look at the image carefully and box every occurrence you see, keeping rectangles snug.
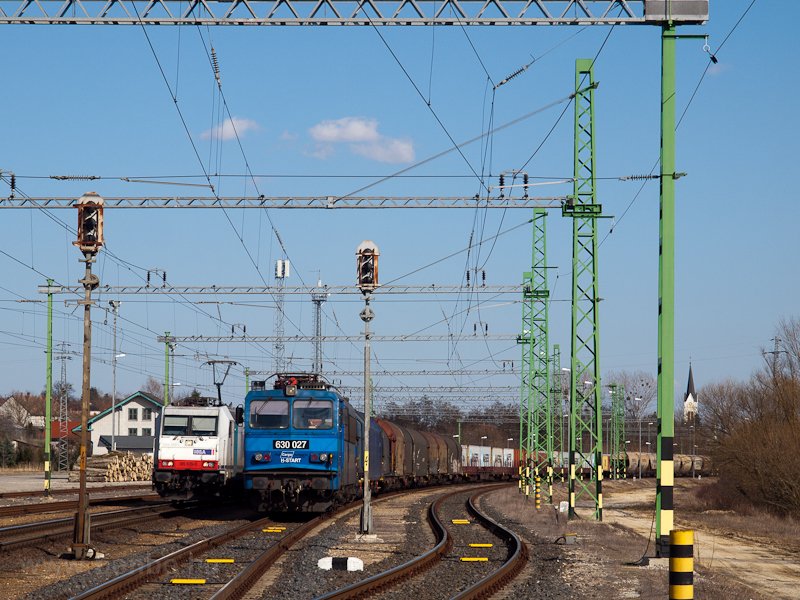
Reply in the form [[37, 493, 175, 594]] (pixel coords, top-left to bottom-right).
[[153, 402, 244, 498]]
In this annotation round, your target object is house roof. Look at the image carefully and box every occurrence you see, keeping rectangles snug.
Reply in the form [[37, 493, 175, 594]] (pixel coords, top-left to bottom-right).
[[53, 421, 82, 439], [72, 391, 163, 432], [98, 435, 155, 451]]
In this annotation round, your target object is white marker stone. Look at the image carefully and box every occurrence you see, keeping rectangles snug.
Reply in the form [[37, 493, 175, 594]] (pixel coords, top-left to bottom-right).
[[318, 557, 365, 571]]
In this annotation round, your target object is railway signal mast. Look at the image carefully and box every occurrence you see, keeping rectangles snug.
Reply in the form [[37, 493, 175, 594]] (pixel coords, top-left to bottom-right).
[[311, 281, 330, 375], [274, 259, 290, 373], [69, 192, 104, 560], [356, 241, 379, 535]]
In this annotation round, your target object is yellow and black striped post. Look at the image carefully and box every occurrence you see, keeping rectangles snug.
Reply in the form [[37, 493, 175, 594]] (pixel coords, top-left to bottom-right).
[[525, 465, 531, 497], [669, 530, 693, 600], [535, 475, 541, 509]]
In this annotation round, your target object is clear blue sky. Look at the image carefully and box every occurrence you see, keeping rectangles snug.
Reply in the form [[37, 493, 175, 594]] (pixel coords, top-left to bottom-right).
[[0, 2, 794, 411]]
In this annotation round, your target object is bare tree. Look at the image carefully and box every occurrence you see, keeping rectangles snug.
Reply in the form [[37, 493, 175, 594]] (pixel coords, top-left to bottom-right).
[[142, 377, 164, 403], [705, 317, 800, 517], [605, 370, 657, 421]]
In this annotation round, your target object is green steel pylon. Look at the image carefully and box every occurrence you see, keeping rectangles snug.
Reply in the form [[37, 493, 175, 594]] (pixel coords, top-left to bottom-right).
[[565, 58, 603, 521], [519, 281, 533, 498], [550, 344, 565, 482], [609, 383, 626, 479], [518, 206, 550, 502], [529, 208, 552, 503]]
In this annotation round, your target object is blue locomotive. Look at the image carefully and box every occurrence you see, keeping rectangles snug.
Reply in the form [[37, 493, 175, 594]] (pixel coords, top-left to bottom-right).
[[244, 374, 366, 511], [243, 373, 466, 511]]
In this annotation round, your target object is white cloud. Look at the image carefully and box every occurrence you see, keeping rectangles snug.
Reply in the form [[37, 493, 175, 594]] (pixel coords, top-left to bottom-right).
[[306, 144, 335, 160], [201, 117, 259, 141], [352, 138, 415, 164], [280, 130, 298, 141], [708, 62, 730, 77], [307, 116, 414, 164], [309, 117, 380, 143]]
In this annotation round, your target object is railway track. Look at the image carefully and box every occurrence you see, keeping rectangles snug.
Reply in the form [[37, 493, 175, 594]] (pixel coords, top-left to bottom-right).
[[71, 510, 328, 599], [0, 493, 159, 519], [0, 501, 193, 552], [316, 483, 526, 599], [71, 488, 423, 600], [0, 483, 150, 500]]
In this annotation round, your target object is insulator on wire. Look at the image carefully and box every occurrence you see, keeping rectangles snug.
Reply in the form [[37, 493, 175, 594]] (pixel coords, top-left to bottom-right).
[[49, 175, 99, 181], [499, 174, 505, 198], [482, 270, 486, 286], [466, 271, 470, 285], [9, 174, 15, 199], [485, 323, 489, 335], [146, 272, 151, 287], [211, 48, 221, 84], [523, 173, 529, 198], [620, 174, 659, 181], [473, 323, 477, 335], [162, 272, 167, 287]]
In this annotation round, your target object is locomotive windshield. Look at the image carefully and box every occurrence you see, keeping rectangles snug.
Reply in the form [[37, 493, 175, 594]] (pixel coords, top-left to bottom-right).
[[163, 415, 189, 435], [293, 399, 334, 430], [250, 399, 290, 429], [162, 414, 219, 436]]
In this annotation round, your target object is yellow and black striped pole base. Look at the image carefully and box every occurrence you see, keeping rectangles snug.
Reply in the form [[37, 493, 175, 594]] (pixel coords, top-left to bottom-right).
[[535, 475, 541, 510], [669, 530, 693, 600]]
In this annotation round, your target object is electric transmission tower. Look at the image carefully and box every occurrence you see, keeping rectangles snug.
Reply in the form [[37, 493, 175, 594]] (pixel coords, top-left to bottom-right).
[[311, 280, 329, 375], [565, 59, 604, 521], [609, 383, 626, 479], [550, 343, 566, 481], [274, 259, 290, 373], [55, 342, 72, 472]]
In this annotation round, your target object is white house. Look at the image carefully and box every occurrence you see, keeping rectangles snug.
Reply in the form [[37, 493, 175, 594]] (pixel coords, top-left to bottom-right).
[[0, 397, 32, 428], [73, 391, 163, 456]]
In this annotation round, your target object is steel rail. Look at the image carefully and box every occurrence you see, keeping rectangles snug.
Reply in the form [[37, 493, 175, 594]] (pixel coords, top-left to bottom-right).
[[0, 503, 185, 552], [0, 483, 150, 500], [453, 486, 528, 599], [71, 510, 284, 599], [0, 493, 158, 518], [313, 487, 461, 600]]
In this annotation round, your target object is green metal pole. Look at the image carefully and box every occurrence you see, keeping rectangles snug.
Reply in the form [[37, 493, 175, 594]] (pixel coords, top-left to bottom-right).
[[519, 272, 533, 498], [567, 58, 603, 521], [657, 24, 677, 557], [164, 331, 170, 406], [44, 279, 53, 495], [529, 208, 551, 503]]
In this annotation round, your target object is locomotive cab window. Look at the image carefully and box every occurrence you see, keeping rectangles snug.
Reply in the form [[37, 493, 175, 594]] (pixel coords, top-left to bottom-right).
[[293, 400, 333, 429], [192, 416, 218, 436], [250, 399, 290, 429], [163, 415, 190, 436], [162, 415, 218, 436]]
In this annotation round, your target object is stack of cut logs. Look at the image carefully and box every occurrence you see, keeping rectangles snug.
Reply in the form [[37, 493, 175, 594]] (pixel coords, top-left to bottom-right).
[[68, 451, 154, 483]]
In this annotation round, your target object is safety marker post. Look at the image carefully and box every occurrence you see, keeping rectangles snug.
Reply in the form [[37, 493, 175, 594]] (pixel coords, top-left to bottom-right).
[[669, 530, 694, 600]]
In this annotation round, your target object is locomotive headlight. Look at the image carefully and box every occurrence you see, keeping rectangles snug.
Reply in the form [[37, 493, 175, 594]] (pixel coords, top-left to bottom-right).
[[319, 453, 328, 462], [254, 453, 263, 462]]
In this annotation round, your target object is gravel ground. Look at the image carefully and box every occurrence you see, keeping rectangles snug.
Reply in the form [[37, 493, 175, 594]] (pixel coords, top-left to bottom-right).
[[476, 487, 570, 600], [15, 506, 262, 600], [482, 481, 772, 600], [253, 488, 444, 599], [375, 487, 509, 600]]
